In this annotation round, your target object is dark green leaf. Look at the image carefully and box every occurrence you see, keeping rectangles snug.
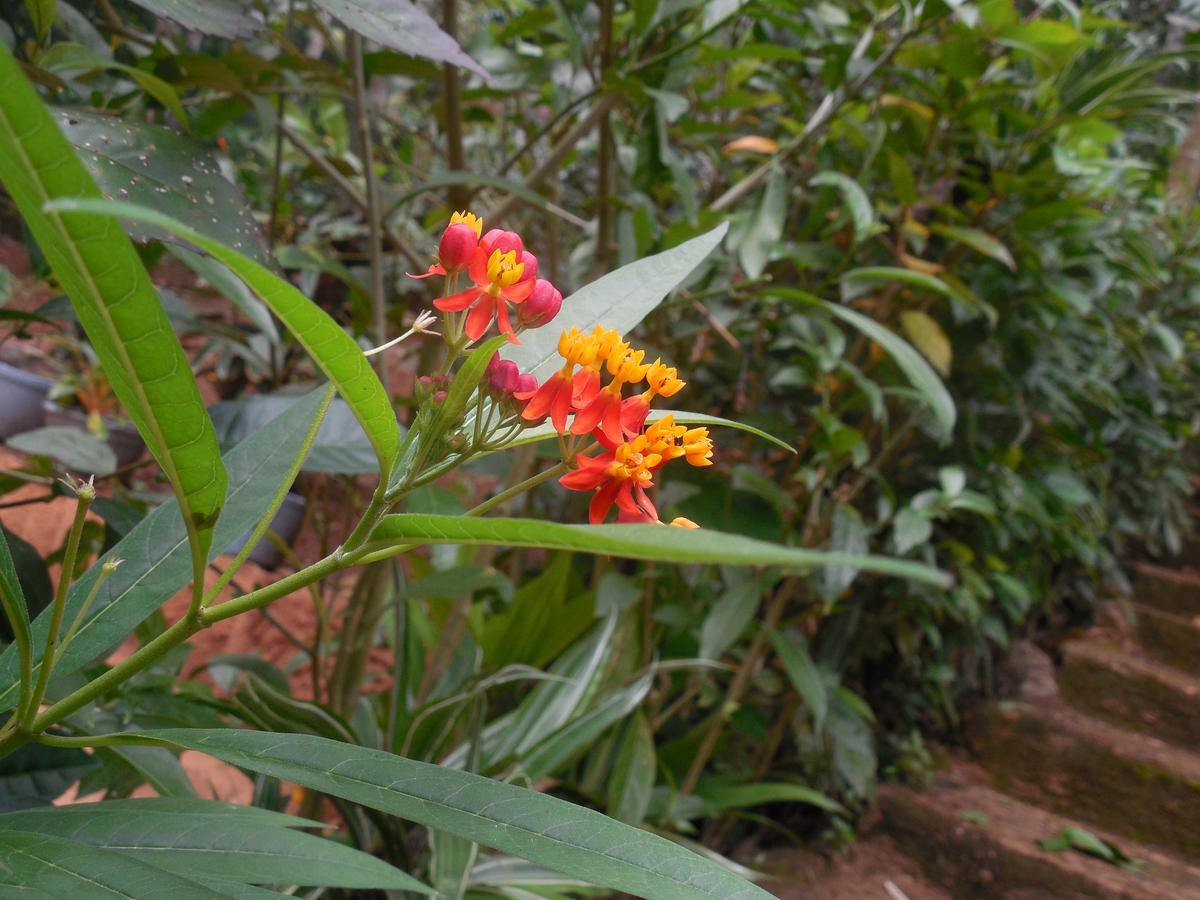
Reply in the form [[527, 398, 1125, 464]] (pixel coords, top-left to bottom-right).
[[140, 728, 776, 900], [370, 515, 953, 586]]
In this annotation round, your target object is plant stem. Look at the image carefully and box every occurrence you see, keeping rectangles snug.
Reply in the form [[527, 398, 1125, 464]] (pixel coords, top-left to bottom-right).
[[22, 485, 92, 728], [267, 0, 296, 248], [349, 31, 390, 389], [441, 0, 469, 210], [52, 562, 115, 668], [486, 95, 616, 224], [592, 0, 614, 277]]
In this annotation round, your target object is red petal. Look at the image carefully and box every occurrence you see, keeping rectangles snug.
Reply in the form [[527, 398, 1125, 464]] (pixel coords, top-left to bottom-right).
[[468, 246, 489, 284], [560, 465, 608, 491], [495, 300, 520, 344], [550, 380, 572, 434], [570, 392, 609, 436], [571, 369, 601, 409], [589, 480, 621, 525], [614, 480, 640, 516], [504, 279, 535, 303], [406, 264, 446, 280], [621, 396, 650, 438], [521, 375, 563, 420], [465, 295, 496, 340], [634, 484, 658, 521], [435, 286, 482, 312], [599, 395, 624, 444]]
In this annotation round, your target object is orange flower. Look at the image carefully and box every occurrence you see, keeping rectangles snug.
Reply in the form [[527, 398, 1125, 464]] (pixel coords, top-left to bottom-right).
[[435, 231, 537, 343], [620, 359, 686, 439], [520, 327, 600, 433], [560, 415, 714, 524], [570, 346, 650, 443]]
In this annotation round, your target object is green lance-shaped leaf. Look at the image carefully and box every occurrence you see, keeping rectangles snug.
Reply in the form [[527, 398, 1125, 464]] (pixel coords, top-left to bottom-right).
[[0, 44, 226, 575], [505, 409, 795, 454], [810, 171, 879, 244], [770, 289, 956, 443], [0, 528, 32, 719], [138, 728, 776, 900], [47, 198, 400, 477], [369, 514, 951, 586], [0, 829, 238, 898], [3, 798, 432, 892], [311, 0, 487, 80], [0, 389, 332, 712], [507, 224, 728, 383]]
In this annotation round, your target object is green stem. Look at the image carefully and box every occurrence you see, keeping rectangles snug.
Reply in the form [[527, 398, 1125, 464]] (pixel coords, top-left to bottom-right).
[[23, 485, 92, 728], [203, 385, 335, 605], [468, 461, 568, 517], [52, 562, 115, 668]]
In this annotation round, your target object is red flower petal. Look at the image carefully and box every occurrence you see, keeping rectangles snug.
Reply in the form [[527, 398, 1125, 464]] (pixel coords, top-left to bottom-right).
[[589, 480, 621, 525], [435, 286, 482, 312], [465, 295, 496, 340]]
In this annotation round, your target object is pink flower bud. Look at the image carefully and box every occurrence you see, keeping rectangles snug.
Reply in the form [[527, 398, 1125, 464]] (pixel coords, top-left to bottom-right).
[[518, 250, 538, 282], [438, 222, 478, 272], [514, 373, 538, 397], [482, 228, 523, 257], [518, 279, 562, 329], [485, 353, 520, 395]]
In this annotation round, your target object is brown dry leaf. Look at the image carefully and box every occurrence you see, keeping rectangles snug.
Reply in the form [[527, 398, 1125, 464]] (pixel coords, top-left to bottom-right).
[[900, 252, 944, 276], [723, 135, 780, 155]]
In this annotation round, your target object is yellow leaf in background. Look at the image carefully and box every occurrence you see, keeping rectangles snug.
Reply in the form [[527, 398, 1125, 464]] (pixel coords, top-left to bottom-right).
[[900, 311, 952, 377], [880, 94, 935, 121], [902, 212, 929, 239], [900, 252, 944, 276], [723, 135, 780, 155]]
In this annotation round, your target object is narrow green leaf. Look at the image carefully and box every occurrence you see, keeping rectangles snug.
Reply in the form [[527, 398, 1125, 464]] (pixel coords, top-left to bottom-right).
[[139, 728, 776, 900], [507, 224, 728, 382], [0, 44, 227, 578], [0, 743, 95, 812], [46, 198, 400, 477], [840, 266, 972, 306], [693, 778, 842, 814], [739, 166, 786, 279], [0, 829, 235, 898], [810, 171, 878, 243], [369, 514, 952, 586], [502, 409, 795, 454], [700, 579, 765, 660], [0, 527, 32, 720], [0, 390, 332, 712], [608, 712, 656, 825], [312, 0, 487, 79], [6, 798, 432, 891], [99, 745, 195, 799], [929, 223, 1016, 271], [765, 626, 828, 728], [124, 0, 263, 39], [771, 289, 955, 442]]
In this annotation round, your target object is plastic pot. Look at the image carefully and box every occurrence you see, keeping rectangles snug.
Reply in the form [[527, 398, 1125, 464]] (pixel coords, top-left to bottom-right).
[[0, 361, 52, 439], [43, 402, 145, 470], [225, 492, 307, 571]]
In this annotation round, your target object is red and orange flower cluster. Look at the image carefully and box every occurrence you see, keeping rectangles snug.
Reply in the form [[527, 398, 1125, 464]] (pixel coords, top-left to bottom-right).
[[411, 211, 561, 344], [517, 326, 713, 525], [414, 212, 711, 526]]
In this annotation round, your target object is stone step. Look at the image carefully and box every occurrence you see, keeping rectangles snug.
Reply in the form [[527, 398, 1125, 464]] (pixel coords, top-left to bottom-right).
[[1133, 602, 1200, 675], [1131, 561, 1200, 617], [882, 767, 1200, 899], [969, 699, 1200, 861], [1058, 639, 1200, 750]]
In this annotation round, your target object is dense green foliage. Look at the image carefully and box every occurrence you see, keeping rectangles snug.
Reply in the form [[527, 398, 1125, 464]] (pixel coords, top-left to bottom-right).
[[0, 0, 1198, 896]]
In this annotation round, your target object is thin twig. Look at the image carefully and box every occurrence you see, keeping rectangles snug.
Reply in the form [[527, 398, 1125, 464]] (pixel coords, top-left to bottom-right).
[[349, 32, 389, 388]]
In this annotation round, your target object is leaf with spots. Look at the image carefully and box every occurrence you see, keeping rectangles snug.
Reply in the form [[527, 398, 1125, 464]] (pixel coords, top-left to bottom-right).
[[0, 44, 226, 580], [56, 109, 270, 267], [47, 199, 401, 476]]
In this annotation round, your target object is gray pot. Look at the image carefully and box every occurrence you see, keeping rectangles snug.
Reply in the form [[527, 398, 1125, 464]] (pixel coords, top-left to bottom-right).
[[0, 361, 52, 439], [43, 402, 145, 470], [226, 492, 307, 571]]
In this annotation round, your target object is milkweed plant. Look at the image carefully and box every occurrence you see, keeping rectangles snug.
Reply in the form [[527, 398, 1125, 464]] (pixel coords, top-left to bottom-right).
[[0, 40, 947, 900]]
